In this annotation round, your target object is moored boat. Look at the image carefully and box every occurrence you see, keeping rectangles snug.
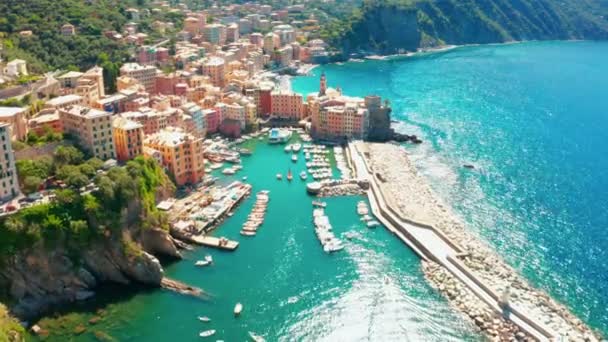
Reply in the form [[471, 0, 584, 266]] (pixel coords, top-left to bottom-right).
[[199, 330, 216, 338], [367, 220, 380, 228], [249, 331, 266, 342], [287, 170, 293, 181], [195, 260, 211, 267], [300, 171, 307, 180], [198, 316, 211, 323], [234, 302, 243, 316], [291, 155, 298, 162], [276, 173, 282, 180], [292, 143, 302, 152]]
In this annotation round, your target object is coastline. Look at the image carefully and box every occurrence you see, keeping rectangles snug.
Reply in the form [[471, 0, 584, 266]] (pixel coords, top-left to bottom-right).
[[350, 142, 601, 341]]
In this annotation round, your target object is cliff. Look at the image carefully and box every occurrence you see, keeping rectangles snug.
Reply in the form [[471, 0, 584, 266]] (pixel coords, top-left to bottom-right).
[[0, 157, 181, 321], [325, 0, 608, 55]]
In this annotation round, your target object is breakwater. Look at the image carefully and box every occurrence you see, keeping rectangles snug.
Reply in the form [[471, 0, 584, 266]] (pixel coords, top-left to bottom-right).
[[348, 141, 600, 341]]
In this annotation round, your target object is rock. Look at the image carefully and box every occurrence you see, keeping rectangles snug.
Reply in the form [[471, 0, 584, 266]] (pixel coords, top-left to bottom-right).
[[75, 291, 95, 301], [141, 228, 182, 259]]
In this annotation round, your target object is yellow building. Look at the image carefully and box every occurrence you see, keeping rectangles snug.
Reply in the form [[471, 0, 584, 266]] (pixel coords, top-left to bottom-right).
[[112, 117, 144, 162], [59, 105, 115, 160], [144, 127, 205, 186]]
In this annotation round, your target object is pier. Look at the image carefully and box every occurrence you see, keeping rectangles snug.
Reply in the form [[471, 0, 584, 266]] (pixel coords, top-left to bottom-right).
[[189, 236, 239, 251], [347, 141, 555, 341]]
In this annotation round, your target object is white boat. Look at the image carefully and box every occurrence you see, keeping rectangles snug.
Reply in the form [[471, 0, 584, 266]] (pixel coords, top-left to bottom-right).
[[367, 220, 380, 228], [305, 153, 310, 161], [292, 143, 302, 152], [269, 128, 292, 144], [199, 330, 216, 338], [198, 316, 211, 322], [249, 332, 266, 342], [243, 176, 248, 181], [276, 173, 282, 180], [300, 171, 307, 180], [284, 145, 292, 152], [222, 168, 236, 175], [195, 260, 211, 267], [344, 232, 356, 240], [240, 230, 256, 236], [361, 214, 373, 222], [291, 155, 298, 162], [234, 302, 243, 316], [205, 255, 213, 263]]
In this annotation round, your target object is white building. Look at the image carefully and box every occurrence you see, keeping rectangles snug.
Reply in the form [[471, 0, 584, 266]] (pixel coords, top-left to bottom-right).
[[0, 123, 20, 201]]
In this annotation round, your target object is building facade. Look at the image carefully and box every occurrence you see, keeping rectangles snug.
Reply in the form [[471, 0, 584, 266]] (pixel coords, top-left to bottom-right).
[[112, 117, 144, 162], [59, 106, 116, 160], [0, 123, 19, 200]]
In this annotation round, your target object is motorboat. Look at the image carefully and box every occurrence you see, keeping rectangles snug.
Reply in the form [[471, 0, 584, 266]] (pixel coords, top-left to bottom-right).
[[287, 170, 293, 181], [243, 176, 248, 181], [300, 171, 307, 180], [195, 260, 211, 267], [198, 316, 211, 323], [240, 230, 256, 236], [276, 173, 282, 180], [205, 255, 213, 263], [249, 332, 266, 342], [291, 155, 298, 162], [210, 163, 224, 170], [234, 302, 243, 316], [361, 214, 373, 222], [292, 143, 302, 152], [284, 145, 292, 153], [222, 168, 236, 175], [367, 220, 380, 228], [305, 152, 311, 161], [269, 128, 292, 144], [199, 330, 216, 338]]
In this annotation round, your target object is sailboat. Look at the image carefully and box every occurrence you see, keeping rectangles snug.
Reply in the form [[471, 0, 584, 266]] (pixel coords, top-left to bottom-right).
[[287, 169, 293, 181]]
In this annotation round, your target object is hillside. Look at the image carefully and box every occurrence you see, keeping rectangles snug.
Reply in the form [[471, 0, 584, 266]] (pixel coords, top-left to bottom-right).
[[321, 0, 608, 55]]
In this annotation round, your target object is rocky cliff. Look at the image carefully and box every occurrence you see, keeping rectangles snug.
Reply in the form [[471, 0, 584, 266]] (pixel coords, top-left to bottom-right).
[[328, 0, 608, 55]]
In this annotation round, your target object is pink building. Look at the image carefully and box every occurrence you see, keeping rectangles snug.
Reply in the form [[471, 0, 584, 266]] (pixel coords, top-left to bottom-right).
[[202, 109, 219, 134], [270, 91, 304, 120]]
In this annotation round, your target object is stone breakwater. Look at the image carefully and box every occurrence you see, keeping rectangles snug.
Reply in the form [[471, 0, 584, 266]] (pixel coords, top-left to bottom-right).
[[316, 179, 370, 197], [364, 143, 601, 341]]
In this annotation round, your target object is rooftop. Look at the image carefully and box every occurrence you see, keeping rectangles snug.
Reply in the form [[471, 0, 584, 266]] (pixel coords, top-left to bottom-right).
[[0, 107, 26, 117]]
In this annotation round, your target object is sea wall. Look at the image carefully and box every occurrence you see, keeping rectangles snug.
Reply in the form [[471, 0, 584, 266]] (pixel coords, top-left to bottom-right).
[[358, 142, 601, 341]]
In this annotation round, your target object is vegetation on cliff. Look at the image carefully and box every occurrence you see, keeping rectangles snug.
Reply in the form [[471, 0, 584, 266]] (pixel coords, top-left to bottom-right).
[[0, 303, 24, 342], [0, 153, 175, 265], [321, 0, 608, 54]]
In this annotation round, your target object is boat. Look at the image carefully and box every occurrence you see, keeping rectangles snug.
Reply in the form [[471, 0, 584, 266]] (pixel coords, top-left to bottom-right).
[[240, 230, 256, 236], [344, 232, 356, 240], [367, 220, 380, 228], [291, 155, 298, 162], [284, 145, 292, 153], [361, 214, 373, 222], [287, 170, 293, 181], [463, 164, 475, 170], [268, 128, 292, 144], [195, 260, 211, 267], [234, 303, 243, 316], [312, 201, 326, 208], [225, 156, 241, 164], [292, 143, 302, 152], [305, 152, 310, 160], [276, 173, 282, 180], [199, 330, 216, 338], [222, 168, 236, 175], [243, 176, 248, 181], [205, 255, 213, 263], [198, 316, 211, 323], [300, 171, 307, 180], [210, 163, 223, 170], [249, 332, 266, 342]]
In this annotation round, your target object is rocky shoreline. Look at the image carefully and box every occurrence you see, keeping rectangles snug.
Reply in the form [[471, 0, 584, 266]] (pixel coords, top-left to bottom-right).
[[363, 142, 601, 341]]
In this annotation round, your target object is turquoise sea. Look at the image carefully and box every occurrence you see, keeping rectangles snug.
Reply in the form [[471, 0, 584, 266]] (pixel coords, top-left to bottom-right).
[[293, 40, 608, 335], [34, 137, 478, 341], [34, 41, 608, 340]]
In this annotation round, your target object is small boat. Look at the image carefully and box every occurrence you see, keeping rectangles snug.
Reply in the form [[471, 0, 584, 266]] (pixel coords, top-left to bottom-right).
[[300, 171, 307, 180], [195, 260, 211, 267], [291, 155, 298, 162], [222, 168, 236, 175], [292, 143, 302, 152], [344, 232, 356, 240], [199, 330, 216, 338], [240, 230, 256, 236], [361, 214, 373, 222], [367, 220, 380, 228], [276, 173, 282, 180], [287, 170, 293, 181], [243, 176, 248, 181], [284, 145, 292, 153], [249, 331, 266, 342], [463, 164, 475, 170], [305, 153, 310, 161], [205, 255, 213, 263], [234, 302, 243, 316], [198, 316, 211, 323]]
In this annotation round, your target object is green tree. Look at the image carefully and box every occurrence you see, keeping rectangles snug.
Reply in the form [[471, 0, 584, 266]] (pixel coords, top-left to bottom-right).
[[54, 145, 84, 165], [23, 176, 43, 194]]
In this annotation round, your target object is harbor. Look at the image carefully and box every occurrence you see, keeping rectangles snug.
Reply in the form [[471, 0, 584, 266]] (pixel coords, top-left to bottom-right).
[[33, 132, 482, 341]]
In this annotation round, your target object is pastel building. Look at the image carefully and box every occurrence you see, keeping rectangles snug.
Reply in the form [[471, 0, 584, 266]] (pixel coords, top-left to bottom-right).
[[270, 91, 304, 120], [313, 103, 368, 141], [201, 57, 225, 88], [59, 106, 116, 160], [215, 102, 246, 129], [202, 109, 220, 134], [0, 107, 28, 141], [181, 102, 206, 137], [144, 127, 205, 186], [120, 63, 158, 94], [112, 117, 144, 162], [29, 111, 63, 136], [0, 123, 20, 200], [203, 24, 226, 45], [44, 94, 85, 109]]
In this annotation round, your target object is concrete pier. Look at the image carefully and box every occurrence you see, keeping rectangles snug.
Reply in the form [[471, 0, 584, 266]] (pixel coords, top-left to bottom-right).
[[347, 141, 555, 341]]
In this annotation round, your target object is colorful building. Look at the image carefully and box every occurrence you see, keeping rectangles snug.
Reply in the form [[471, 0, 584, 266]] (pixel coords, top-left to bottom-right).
[[144, 127, 205, 186], [120, 63, 158, 94], [270, 91, 304, 121], [201, 57, 226, 88], [0, 107, 28, 141], [0, 123, 20, 200], [112, 117, 144, 162], [59, 105, 116, 160]]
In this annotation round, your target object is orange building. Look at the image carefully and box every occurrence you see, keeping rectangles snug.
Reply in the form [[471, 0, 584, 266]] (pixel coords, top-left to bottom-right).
[[112, 117, 144, 162], [144, 127, 205, 186], [29, 111, 63, 136], [270, 91, 304, 120]]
